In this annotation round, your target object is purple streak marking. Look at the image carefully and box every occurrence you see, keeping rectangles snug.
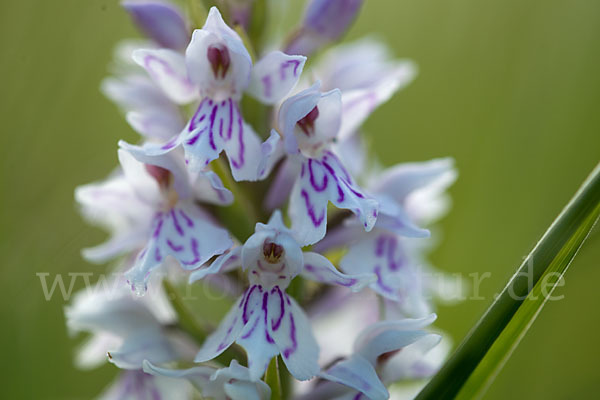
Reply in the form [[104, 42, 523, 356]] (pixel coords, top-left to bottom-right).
[[374, 265, 394, 294], [282, 306, 297, 358], [300, 189, 325, 227], [170, 209, 184, 236], [228, 106, 245, 169], [189, 99, 207, 131], [178, 210, 194, 227], [161, 137, 178, 150], [227, 99, 233, 140], [270, 286, 285, 331], [180, 237, 201, 266], [387, 236, 401, 271], [241, 315, 259, 339], [186, 127, 206, 146], [216, 315, 238, 352], [280, 59, 301, 79], [262, 75, 272, 98], [152, 215, 164, 238], [308, 159, 328, 191], [243, 285, 258, 323], [143, 54, 192, 90], [262, 292, 275, 343], [208, 105, 218, 150], [167, 239, 183, 252]]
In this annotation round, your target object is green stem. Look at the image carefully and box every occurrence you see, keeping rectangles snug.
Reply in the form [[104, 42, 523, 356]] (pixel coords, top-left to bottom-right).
[[162, 279, 247, 366], [163, 279, 207, 343], [265, 357, 283, 400], [415, 162, 600, 400], [211, 157, 258, 241]]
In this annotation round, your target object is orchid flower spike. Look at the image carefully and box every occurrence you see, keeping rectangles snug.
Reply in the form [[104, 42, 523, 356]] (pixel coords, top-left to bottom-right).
[[189, 211, 376, 381], [126, 7, 306, 181]]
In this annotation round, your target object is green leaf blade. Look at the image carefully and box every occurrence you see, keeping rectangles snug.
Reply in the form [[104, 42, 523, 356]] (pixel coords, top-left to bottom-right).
[[415, 162, 600, 400]]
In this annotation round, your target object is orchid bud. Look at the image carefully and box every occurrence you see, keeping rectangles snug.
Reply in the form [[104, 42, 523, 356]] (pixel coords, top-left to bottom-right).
[[122, 1, 189, 50], [285, 0, 364, 56]]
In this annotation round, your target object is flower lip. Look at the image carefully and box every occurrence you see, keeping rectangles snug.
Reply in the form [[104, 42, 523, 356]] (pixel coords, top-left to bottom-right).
[[297, 106, 320, 136], [262, 240, 285, 264], [207, 44, 231, 79]]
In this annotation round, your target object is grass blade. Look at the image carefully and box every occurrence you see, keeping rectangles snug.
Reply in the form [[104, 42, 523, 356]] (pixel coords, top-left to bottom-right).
[[415, 162, 600, 400]]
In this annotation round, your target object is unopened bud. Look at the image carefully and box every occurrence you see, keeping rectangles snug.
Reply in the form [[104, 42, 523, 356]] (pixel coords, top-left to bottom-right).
[[285, 0, 364, 56], [122, 1, 189, 50]]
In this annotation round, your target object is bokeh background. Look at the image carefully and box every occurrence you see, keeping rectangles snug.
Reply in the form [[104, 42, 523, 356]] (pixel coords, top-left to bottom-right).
[[1, 0, 599, 398]]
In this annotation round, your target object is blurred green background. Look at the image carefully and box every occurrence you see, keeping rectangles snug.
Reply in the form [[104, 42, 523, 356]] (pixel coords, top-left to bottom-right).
[[1, 0, 599, 398]]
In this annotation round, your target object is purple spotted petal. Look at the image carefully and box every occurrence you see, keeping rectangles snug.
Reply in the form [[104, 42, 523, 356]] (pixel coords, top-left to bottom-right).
[[125, 202, 232, 294], [339, 232, 406, 300], [236, 287, 280, 381], [288, 151, 378, 246], [268, 289, 319, 381], [194, 290, 251, 363], [247, 51, 306, 104], [132, 48, 198, 104], [339, 232, 433, 316], [182, 98, 262, 181], [123, 1, 189, 50], [301, 251, 375, 292]]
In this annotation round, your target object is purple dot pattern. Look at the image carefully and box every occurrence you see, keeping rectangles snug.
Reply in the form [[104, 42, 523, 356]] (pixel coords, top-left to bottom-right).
[[292, 150, 378, 244], [127, 203, 232, 293]]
